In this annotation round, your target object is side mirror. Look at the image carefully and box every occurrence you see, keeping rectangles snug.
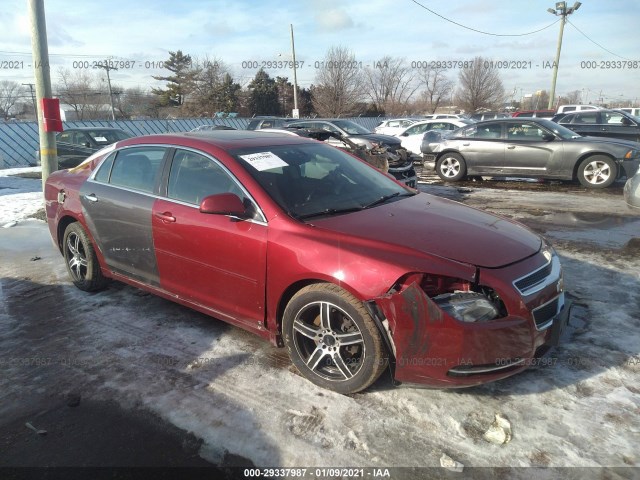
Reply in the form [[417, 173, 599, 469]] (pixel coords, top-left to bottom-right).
[[199, 193, 248, 218], [401, 132, 409, 137], [542, 133, 555, 141]]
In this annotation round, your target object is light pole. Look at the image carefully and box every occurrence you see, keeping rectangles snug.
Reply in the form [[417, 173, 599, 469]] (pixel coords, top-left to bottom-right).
[[547, 1, 581, 109], [29, 0, 57, 185], [95, 62, 118, 121], [290, 24, 299, 118]]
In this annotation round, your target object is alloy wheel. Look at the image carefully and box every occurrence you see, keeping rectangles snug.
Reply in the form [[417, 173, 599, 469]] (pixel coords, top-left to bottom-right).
[[291, 301, 365, 381]]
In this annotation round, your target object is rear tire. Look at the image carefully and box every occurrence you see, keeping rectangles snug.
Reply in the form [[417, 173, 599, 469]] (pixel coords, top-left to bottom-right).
[[436, 153, 467, 182], [63, 222, 108, 292], [577, 155, 617, 188], [283, 283, 387, 394]]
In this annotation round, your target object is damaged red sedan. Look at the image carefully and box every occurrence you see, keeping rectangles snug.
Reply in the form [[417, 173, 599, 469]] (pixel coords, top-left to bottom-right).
[[45, 131, 569, 394]]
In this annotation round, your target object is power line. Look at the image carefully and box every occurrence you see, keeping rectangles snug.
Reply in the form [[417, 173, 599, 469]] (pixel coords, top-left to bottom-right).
[[566, 19, 630, 60], [409, 0, 561, 36]]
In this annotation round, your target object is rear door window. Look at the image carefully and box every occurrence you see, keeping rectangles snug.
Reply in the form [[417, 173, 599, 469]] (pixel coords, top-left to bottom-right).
[[107, 147, 166, 193]]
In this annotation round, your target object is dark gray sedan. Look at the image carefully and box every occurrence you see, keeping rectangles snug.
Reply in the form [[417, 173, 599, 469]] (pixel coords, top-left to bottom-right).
[[56, 128, 132, 168], [421, 118, 640, 189], [551, 109, 640, 143]]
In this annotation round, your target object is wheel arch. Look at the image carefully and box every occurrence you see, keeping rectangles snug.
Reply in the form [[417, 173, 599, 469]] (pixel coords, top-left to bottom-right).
[[275, 279, 368, 335], [435, 148, 464, 163], [572, 152, 618, 181], [278, 278, 396, 349], [56, 215, 81, 252]]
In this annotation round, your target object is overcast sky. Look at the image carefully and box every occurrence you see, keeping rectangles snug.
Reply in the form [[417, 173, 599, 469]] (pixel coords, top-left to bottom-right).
[[1, 0, 639, 106]]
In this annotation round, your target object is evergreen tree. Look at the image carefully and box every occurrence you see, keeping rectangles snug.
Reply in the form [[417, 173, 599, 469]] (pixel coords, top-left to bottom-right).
[[214, 73, 241, 113], [151, 50, 196, 106], [248, 69, 280, 115]]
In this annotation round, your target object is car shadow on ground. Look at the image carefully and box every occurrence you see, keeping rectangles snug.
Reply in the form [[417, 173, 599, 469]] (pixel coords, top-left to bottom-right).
[[0, 276, 280, 471]]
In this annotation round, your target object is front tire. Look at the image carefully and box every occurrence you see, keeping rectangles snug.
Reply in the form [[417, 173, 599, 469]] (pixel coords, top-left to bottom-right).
[[577, 155, 617, 188], [436, 153, 467, 182], [283, 284, 387, 394], [62, 222, 108, 292]]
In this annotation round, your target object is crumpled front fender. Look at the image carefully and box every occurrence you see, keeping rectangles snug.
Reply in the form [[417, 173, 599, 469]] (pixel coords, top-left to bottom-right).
[[374, 283, 534, 387]]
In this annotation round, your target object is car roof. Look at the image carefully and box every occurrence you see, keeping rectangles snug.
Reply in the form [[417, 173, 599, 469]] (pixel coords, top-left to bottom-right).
[[413, 119, 465, 124], [289, 118, 351, 123], [471, 118, 557, 127], [117, 130, 315, 150], [61, 127, 126, 132], [556, 108, 627, 115]]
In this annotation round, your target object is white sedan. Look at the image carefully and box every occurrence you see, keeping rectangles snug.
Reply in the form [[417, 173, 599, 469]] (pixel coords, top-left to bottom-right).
[[396, 119, 474, 156], [373, 118, 419, 135]]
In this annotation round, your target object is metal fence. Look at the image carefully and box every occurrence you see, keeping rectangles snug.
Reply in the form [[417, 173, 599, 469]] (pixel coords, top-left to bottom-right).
[[0, 117, 387, 169]]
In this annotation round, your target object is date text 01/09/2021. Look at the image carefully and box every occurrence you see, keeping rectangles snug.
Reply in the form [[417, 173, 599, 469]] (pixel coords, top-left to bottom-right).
[[242, 468, 392, 478]]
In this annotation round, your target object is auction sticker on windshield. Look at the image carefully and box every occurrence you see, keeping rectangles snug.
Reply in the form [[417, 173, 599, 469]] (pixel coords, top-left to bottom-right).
[[240, 151, 288, 171]]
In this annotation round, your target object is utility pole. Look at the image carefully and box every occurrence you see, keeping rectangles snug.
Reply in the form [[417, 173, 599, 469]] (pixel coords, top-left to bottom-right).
[[22, 83, 37, 118], [546, 1, 581, 109], [95, 63, 118, 121], [28, 0, 57, 186], [290, 24, 299, 118]]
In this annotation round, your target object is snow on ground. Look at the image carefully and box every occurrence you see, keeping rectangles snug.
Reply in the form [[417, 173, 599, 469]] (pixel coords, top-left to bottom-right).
[[0, 167, 44, 226], [1, 167, 639, 474]]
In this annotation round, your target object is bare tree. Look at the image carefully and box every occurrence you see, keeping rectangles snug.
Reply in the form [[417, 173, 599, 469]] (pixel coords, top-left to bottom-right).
[[312, 46, 364, 117], [114, 86, 162, 119], [562, 89, 581, 105], [0, 80, 25, 118], [456, 57, 505, 112], [417, 66, 454, 113], [185, 55, 232, 115], [55, 68, 109, 120], [363, 56, 418, 115]]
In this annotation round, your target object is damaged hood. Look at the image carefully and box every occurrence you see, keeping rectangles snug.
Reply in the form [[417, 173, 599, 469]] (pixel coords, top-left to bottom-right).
[[311, 193, 541, 268]]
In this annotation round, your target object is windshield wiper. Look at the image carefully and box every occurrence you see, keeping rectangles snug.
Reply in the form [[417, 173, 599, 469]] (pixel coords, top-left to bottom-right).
[[297, 207, 364, 220], [363, 191, 414, 209]]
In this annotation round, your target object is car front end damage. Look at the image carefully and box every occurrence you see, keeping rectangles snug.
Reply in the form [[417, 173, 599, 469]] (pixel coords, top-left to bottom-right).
[[367, 245, 570, 387], [616, 153, 640, 180], [301, 129, 417, 188]]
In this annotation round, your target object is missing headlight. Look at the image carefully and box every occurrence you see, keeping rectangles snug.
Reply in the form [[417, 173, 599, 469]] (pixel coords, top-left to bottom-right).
[[432, 292, 500, 323]]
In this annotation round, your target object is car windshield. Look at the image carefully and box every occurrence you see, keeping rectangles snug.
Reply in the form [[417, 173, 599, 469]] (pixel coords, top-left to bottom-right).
[[88, 130, 132, 144], [231, 142, 413, 219], [331, 120, 372, 135]]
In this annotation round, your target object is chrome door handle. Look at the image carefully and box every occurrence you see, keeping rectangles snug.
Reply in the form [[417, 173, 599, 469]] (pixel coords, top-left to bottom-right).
[[462, 142, 470, 146], [84, 193, 98, 202], [507, 145, 516, 149]]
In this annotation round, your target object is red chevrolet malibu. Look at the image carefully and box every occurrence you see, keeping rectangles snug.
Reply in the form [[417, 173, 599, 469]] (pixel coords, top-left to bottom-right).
[[45, 131, 569, 394]]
